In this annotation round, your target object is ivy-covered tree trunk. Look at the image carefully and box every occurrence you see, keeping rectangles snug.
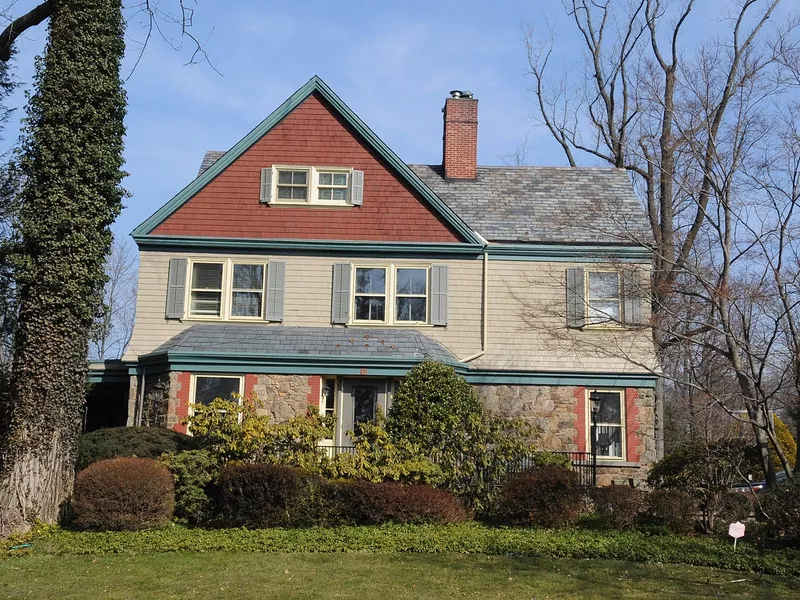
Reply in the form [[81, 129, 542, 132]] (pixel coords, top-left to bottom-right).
[[0, 0, 125, 534]]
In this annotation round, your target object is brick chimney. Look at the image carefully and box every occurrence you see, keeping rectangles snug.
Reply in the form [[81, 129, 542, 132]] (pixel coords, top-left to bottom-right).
[[442, 90, 478, 180]]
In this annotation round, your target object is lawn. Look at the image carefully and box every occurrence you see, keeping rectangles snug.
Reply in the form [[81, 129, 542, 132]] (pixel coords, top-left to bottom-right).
[[2, 552, 800, 599]]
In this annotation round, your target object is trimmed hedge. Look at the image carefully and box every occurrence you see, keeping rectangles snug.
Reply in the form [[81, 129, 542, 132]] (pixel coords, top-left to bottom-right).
[[22, 524, 800, 577], [590, 485, 649, 530], [72, 458, 175, 531], [495, 467, 584, 528], [759, 479, 800, 544], [76, 427, 197, 471], [214, 464, 467, 528], [648, 489, 697, 534]]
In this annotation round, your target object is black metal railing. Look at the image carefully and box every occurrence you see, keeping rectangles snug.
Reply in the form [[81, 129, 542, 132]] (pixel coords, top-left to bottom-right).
[[317, 446, 595, 486]]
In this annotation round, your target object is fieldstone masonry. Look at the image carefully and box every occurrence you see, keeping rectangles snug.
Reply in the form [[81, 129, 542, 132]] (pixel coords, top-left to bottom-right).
[[477, 384, 656, 485], [250, 374, 312, 422]]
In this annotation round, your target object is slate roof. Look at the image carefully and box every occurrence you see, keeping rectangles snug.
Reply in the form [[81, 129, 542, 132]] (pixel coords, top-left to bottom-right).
[[409, 165, 651, 244], [196, 151, 651, 245], [150, 324, 459, 364]]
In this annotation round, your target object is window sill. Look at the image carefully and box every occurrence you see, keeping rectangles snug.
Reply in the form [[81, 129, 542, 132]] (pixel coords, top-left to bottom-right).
[[347, 322, 435, 328], [267, 201, 353, 209], [595, 460, 641, 468]]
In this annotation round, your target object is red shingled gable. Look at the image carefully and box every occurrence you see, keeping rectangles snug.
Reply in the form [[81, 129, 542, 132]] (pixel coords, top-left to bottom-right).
[[152, 93, 464, 243]]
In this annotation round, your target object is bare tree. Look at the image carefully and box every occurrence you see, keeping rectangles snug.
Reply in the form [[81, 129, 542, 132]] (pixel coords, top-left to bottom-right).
[[522, 0, 799, 479], [90, 238, 137, 360]]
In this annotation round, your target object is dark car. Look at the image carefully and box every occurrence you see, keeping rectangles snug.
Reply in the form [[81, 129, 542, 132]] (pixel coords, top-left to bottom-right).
[[731, 470, 789, 493]]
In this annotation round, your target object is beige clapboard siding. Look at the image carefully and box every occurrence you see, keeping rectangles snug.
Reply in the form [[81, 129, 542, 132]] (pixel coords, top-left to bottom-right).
[[125, 250, 657, 374]]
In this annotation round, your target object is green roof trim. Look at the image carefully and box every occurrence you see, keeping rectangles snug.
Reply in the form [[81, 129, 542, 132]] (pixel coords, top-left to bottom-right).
[[131, 75, 482, 245], [133, 235, 484, 257], [129, 351, 656, 388], [487, 243, 652, 262]]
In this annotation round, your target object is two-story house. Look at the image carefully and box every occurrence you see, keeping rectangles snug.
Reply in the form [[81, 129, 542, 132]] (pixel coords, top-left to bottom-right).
[[90, 76, 659, 484]]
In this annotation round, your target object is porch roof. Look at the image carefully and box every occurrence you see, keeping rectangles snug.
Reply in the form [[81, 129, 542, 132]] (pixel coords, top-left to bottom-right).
[[148, 325, 460, 365]]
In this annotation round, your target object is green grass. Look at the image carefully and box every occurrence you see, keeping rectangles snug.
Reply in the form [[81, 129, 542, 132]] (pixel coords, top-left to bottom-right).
[[9, 523, 800, 577], [1, 552, 799, 599]]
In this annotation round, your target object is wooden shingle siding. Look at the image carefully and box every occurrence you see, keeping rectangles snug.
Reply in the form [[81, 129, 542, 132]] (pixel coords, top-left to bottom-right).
[[151, 94, 462, 243], [125, 250, 655, 375]]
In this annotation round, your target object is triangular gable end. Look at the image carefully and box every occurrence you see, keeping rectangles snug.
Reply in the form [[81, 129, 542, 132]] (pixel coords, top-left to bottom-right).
[[132, 76, 481, 245]]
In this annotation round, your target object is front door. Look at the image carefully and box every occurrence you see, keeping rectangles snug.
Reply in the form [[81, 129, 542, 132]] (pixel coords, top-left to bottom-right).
[[340, 378, 388, 445]]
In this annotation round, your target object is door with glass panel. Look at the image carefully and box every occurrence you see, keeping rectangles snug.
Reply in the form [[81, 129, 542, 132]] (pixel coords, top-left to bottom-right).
[[340, 378, 388, 446]]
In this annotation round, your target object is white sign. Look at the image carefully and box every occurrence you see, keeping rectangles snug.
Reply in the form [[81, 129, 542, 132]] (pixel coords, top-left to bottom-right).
[[728, 522, 746, 539], [729, 521, 746, 550]]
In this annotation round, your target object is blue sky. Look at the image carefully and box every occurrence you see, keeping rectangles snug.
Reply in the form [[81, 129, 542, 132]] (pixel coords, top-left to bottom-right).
[[0, 0, 780, 241]]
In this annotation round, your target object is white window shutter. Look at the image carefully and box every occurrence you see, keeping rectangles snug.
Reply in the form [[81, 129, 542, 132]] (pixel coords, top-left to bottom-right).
[[265, 261, 286, 322], [566, 267, 585, 328], [260, 168, 272, 203], [350, 170, 364, 206], [165, 258, 187, 319]]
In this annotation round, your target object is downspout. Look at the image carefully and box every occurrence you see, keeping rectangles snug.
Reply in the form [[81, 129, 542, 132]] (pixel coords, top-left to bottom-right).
[[460, 247, 488, 363]]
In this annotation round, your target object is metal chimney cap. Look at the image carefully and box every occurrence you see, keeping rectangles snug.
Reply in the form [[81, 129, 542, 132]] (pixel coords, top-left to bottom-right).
[[449, 90, 474, 99]]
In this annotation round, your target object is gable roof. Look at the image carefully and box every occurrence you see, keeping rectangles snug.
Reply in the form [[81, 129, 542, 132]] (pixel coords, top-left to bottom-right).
[[132, 76, 482, 245], [410, 165, 652, 245]]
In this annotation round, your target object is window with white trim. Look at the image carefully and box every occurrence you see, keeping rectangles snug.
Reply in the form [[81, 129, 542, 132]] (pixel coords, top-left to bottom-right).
[[588, 390, 625, 459], [395, 268, 427, 322], [276, 169, 309, 201], [189, 262, 224, 317], [230, 263, 265, 318], [354, 267, 386, 322], [192, 375, 243, 406], [272, 166, 353, 205], [586, 271, 621, 325]]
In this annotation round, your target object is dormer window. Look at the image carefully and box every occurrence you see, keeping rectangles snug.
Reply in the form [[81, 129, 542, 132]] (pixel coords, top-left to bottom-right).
[[263, 166, 363, 206]]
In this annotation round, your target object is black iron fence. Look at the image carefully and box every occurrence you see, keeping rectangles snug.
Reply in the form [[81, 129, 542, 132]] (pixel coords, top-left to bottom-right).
[[318, 446, 594, 486]]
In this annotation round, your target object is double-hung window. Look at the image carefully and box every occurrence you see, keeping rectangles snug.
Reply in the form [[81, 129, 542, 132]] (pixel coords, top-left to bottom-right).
[[317, 172, 349, 201], [354, 267, 386, 322], [272, 166, 353, 205], [395, 268, 427, 322], [231, 263, 265, 318], [588, 390, 624, 459], [586, 271, 621, 325], [276, 169, 309, 201], [189, 263, 224, 317]]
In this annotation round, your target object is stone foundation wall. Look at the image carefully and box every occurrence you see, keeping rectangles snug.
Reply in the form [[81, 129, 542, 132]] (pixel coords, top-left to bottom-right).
[[477, 385, 579, 452], [476, 383, 656, 486], [249, 374, 313, 423]]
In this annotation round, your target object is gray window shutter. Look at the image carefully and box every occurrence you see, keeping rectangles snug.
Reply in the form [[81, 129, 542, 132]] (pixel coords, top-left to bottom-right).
[[265, 261, 286, 322], [165, 258, 187, 319], [331, 263, 351, 324], [623, 269, 644, 325], [430, 265, 449, 326], [350, 170, 364, 206], [260, 168, 272, 203], [566, 267, 585, 328]]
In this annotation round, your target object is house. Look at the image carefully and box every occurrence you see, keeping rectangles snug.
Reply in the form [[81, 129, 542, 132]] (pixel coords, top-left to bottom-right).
[[89, 76, 659, 484]]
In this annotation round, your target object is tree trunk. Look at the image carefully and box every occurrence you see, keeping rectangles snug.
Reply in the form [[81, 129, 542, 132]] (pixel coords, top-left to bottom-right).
[[0, 0, 125, 534]]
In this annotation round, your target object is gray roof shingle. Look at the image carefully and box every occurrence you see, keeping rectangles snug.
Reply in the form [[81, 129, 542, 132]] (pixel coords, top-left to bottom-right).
[[409, 165, 651, 244], [196, 151, 651, 245], [151, 324, 459, 364]]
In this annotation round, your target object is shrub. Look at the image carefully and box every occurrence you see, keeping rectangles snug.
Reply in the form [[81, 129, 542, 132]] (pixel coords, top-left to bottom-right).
[[647, 440, 760, 533], [386, 361, 536, 511], [759, 479, 800, 544], [495, 466, 584, 528], [769, 415, 797, 471], [648, 489, 697, 534], [159, 450, 219, 524], [72, 458, 174, 530], [76, 426, 197, 471], [591, 485, 649, 530], [714, 492, 753, 534], [325, 414, 443, 485], [215, 464, 324, 528], [529, 451, 572, 470], [328, 481, 468, 525]]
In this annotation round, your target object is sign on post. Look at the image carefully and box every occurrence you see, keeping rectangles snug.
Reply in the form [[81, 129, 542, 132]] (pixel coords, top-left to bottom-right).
[[728, 521, 746, 550]]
